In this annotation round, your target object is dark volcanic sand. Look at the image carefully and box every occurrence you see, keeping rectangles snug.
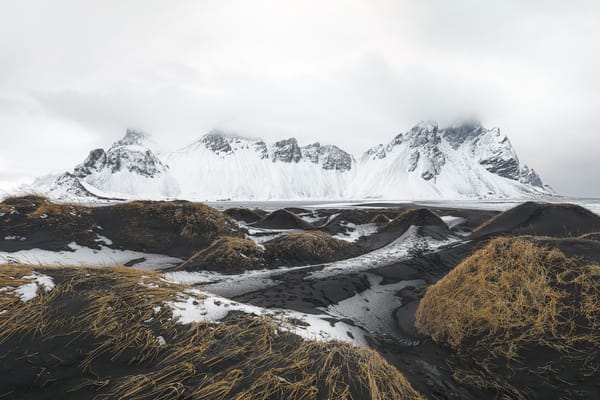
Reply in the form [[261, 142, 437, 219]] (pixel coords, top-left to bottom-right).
[[3, 198, 600, 399]]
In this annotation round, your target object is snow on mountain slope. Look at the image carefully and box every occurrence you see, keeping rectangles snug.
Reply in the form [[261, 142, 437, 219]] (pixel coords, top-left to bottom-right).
[[353, 121, 549, 199], [33, 130, 180, 201], [164, 130, 353, 200], [26, 122, 552, 201]]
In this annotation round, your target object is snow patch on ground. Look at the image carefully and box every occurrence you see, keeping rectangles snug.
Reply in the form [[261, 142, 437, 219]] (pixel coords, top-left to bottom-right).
[[166, 288, 367, 345], [308, 226, 458, 280], [334, 222, 379, 242], [4, 235, 26, 241], [0, 243, 182, 270], [12, 272, 55, 302], [163, 265, 309, 298], [298, 212, 322, 223], [440, 215, 467, 229], [324, 274, 425, 340]]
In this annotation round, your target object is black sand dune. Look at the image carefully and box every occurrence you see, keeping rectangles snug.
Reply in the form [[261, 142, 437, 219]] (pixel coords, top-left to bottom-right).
[[264, 230, 361, 267], [358, 209, 452, 251], [92, 200, 242, 257], [253, 209, 315, 230], [0, 195, 99, 252], [0, 196, 242, 258], [223, 207, 267, 223], [177, 236, 265, 272], [474, 201, 600, 237]]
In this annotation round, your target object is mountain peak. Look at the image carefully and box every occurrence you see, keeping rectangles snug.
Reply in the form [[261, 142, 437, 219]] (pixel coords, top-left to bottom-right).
[[115, 129, 151, 147], [411, 120, 439, 133]]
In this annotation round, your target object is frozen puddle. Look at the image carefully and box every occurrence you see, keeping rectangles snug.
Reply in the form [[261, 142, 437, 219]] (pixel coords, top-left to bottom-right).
[[166, 288, 368, 346], [0, 243, 182, 270]]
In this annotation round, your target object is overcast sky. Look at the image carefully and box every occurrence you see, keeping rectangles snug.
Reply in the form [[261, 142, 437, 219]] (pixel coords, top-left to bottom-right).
[[1, 0, 599, 195]]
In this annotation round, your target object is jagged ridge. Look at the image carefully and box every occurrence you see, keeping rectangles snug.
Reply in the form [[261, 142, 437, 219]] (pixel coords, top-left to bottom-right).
[[28, 121, 552, 201]]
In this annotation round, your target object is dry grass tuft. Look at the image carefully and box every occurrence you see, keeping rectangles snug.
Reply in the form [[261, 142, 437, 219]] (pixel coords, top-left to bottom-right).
[[415, 237, 600, 397], [178, 236, 265, 272], [370, 214, 390, 224], [0, 264, 423, 399], [266, 231, 358, 265], [381, 209, 445, 233], [91, 200, 243, 256]]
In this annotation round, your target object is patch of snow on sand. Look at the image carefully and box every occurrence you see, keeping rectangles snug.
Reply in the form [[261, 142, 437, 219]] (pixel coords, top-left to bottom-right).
[[163, 265, 309, 298], [0, 243, 182, 270], [13, 272, 55, 302], [440, 215, 467, 229], [166, 288, 367, 345], [334, 222, 379, 242], [308, 226, 458, 280], [238, 222, 298, 244], [324, 274, 425, 340], [299, 212, 322, 224]]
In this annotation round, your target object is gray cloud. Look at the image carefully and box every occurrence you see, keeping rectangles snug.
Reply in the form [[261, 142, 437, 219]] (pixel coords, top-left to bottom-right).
[[0, 0, 599, 195]]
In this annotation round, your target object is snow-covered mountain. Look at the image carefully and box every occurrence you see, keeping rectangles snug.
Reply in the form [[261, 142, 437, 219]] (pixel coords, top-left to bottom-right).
[[28, 121, 553, 201]]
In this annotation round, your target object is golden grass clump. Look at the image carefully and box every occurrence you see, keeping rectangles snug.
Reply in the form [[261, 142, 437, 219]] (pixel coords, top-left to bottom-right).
[[381, 209, 444, 233], [178, 236, 265, 272], [267, 230, 358, 264], [0, 264, 423, 400], [370, 214, 390, 224], [415, 237, 600, 397], [91, 200, 243, 255]]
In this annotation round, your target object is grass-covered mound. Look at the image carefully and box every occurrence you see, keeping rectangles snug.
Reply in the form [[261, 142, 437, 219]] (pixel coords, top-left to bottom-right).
[[0, 196, 243, 258], [224, 207, 267, 223], [91, 200, 242, 257], [178, 237, 265, 272], [415, 237, 600, 398], [0, 195, 98, 251], [265, 231, 360, 266], [474, 201, 600, 237], [382, 209, 446, 235], [0, 264, 423, 400], [254, 209, 315, 230], [370, 214, 390, 224]]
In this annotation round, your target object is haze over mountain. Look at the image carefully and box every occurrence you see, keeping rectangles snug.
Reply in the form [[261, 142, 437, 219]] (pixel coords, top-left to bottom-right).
[[1, 1, 599, 195], [30, 120, 551, 201]]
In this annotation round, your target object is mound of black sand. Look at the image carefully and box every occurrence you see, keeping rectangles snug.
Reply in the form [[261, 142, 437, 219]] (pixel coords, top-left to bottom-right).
[[383, 209, 448, 235], [283, 207, 311, 215], [224, 207, 267, 223], [0, 196, 243, 257], [370, 213, 390, 224], [322, 210, 373, 235], [0, 195, 99, 251], [474, 201, 600, 238], [178, 236, 265, 272], [264, 231, 360, 266], [253, 209, 315, 230], [92, 200, 242, 257], [356, 209, 451, 251], [322, 209, 398, 236]]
